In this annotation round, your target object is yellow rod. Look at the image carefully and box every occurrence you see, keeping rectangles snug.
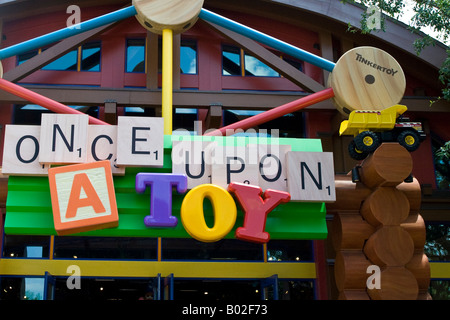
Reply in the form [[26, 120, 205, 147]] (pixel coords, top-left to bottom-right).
[[162, 28, 173, 135]]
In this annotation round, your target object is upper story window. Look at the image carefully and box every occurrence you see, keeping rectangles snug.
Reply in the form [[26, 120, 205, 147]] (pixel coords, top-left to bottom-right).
[[126, 38, 198, 74], [126, 39, 146, 73], [16, 41, 101, 72], [222, 44, 304, 77], [222, 44, 279, 77], [180, 39, 197, 74]]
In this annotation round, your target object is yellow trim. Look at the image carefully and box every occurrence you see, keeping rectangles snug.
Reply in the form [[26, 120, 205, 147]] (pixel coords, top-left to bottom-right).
[[430, 262, 450, 279], [0, 259, 316, 279], [162, 28, 173, 135]]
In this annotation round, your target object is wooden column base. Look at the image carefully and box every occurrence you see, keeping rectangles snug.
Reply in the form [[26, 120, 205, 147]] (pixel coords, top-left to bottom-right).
[[330, 143, 431, 300]]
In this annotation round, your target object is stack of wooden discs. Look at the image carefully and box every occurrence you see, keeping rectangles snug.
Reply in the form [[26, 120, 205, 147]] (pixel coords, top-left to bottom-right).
[[330, 143, 431, 299]]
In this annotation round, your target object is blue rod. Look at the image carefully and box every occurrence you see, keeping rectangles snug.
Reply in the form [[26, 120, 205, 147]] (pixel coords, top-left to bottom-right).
[[199, 8, 336, 72], [0, 6, 137, 60]]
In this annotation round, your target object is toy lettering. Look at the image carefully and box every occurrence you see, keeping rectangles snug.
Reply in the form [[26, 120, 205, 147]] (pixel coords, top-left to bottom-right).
[[355, 53, 398, 76], [131, 127, 151, 155], [136, 173, 187, 227], [16, 135, 39, 164], [229, 182, 290, 243], [53, 124, 75, 152], [66, 173, 106, 218], [91, 135, 113, 161], [181, 184, 237, 242]]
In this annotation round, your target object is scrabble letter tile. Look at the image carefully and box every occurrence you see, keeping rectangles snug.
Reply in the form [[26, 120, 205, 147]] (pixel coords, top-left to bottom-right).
[[39, 114, 89, 164], [286, 152, 336, 202], [2, 125, 49, 175], [116, 116, 164, 167]]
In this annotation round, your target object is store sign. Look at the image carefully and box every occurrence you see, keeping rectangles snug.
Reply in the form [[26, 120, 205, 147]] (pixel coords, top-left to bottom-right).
[[2, 114, 335, 243]]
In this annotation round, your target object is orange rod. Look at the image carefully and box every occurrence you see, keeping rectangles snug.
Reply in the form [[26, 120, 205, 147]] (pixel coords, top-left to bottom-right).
[[204, 87, 335, 136], [0, 78, 108, 125]]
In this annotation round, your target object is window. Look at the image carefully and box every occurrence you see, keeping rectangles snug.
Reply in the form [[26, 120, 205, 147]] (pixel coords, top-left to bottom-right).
[[223, 110, 305, 138], [244, 53, 279, 77], [17, 49, 39, 65], [13, 104, 99, 125], [17, 41, 101, 72], [53, 236, 158, 260], [2, 235, 50, 258], [180, 39, 197, 74], [126, 39, 146, 73], [80, 41, 101, 71], [0, 277, 45, 300], [222, 44, 242, 76], [161, 238, 263, 261], [266, 240, 313, 262], [222, 44, 279, 77], [42, 49, 78, 71]]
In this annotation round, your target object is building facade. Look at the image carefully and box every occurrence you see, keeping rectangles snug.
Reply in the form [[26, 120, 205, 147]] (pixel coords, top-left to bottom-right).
[[0, 0, 448, 300]]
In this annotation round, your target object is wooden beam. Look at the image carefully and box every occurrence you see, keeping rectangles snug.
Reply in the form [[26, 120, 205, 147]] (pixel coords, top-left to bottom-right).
[[3, 22, 117, 82], [0, 85, 448, 112], [146, 31, 159, 90], [202, 20, 325, 93], [205, 103, 223, 132]]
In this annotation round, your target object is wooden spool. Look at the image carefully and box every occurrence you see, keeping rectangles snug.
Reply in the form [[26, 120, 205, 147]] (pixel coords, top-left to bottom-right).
[[364, 226, 415, 267], [329, 46, 406, 116], [367, 267, 419, 300], [327, 176, 371, 212], [334, 251, 372, 291], [401, 213, 426, 251], [397, 178, 422, 212], [133, 0, 204, 34], [331, 213, 375, 251], [360, 143, 413, 188], [361, 187, 410, 226], [338, 290, 370, 300], [406, 252, 430, 291]]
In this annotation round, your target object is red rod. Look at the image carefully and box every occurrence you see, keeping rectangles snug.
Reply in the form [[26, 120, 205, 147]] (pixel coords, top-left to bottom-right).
[[0, 78, 108, 125], [204, 87, 335, 136]]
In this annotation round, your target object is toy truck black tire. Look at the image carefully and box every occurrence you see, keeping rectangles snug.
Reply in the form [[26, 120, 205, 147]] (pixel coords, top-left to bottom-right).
[[397, 129, 421, 152]]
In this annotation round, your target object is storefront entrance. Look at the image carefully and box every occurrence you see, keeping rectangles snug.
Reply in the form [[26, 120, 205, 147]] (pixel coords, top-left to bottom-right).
[[0, 275, 315, 301]]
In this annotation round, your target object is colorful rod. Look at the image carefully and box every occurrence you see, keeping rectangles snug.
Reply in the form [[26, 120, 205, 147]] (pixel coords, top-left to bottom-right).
[[0, 6, 137, 60], [199, 9, 336, 72], [204, 87, 335, 136], [162, 29, 173, 135], [0, 78, 108, 125]]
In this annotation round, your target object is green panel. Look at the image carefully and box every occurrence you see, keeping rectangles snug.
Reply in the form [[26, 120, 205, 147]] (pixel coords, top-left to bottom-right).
[[5, 135, 328, 239]]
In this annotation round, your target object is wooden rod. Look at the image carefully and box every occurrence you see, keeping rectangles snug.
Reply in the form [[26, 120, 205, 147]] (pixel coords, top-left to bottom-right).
[[162, 28, 173, 135], [0, 6, 137, 60], [204, 87, 335, 136], [0, 78, 108, 125], [199, 8, 336, 72]]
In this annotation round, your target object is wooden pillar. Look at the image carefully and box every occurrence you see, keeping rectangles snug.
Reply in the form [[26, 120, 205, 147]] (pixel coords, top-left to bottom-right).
[[329, 143, 431, 300]]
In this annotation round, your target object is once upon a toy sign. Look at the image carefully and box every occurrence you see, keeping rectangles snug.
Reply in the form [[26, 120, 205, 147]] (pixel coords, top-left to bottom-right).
[[2, 113, 335, 240]]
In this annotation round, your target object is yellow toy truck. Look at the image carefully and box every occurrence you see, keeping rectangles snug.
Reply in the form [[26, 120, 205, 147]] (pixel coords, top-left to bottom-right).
[[339, 105, 426, 160]]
